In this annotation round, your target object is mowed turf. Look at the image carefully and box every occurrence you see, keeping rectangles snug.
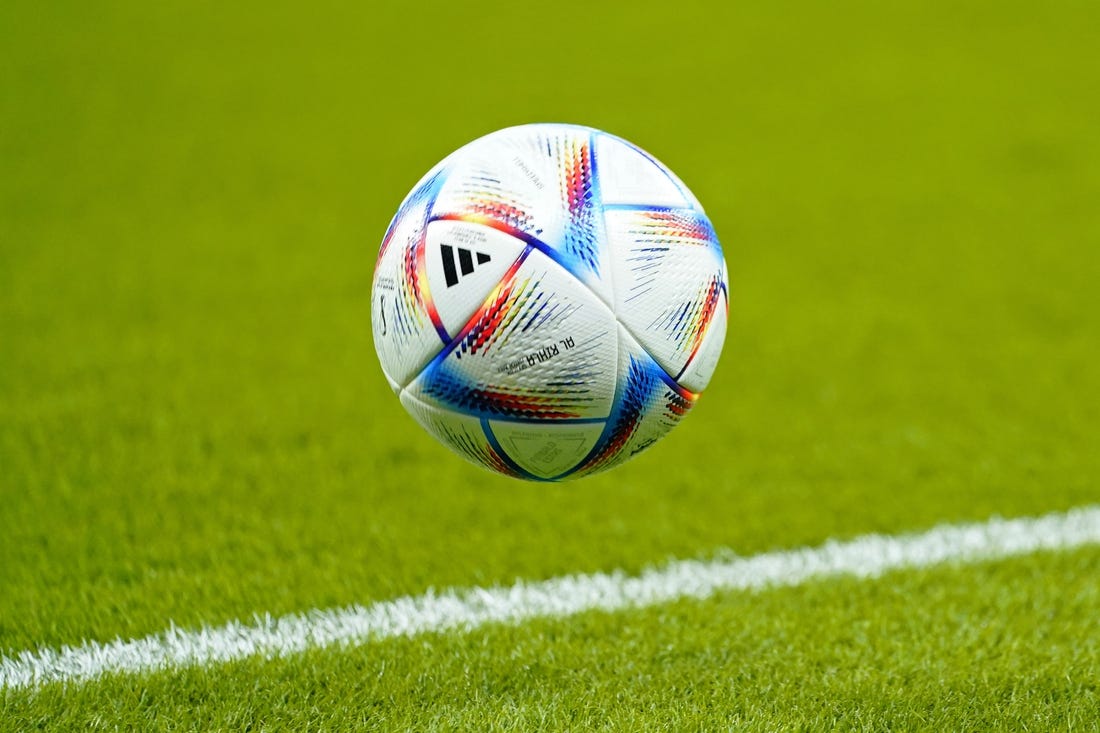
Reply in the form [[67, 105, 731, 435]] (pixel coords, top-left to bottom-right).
[[1, 0, 1099, 728], [5, 548, 1099, 730]]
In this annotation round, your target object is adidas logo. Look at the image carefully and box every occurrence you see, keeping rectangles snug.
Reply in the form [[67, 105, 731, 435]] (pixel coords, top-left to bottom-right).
[[440, 244, 491, 287]]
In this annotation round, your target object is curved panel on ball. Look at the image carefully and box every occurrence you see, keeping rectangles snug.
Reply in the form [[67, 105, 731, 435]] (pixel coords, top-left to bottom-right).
[[675, 287, 728, 393], [592, 133, 693, 209], [605, 207, 727, 387], [372, 167, 453, 388], [430, 128, 556, 243], [399, 390, 523, 478], [422, 220, 528, 337], [431, 125, 614, 307], [405, 245, 619, 423], [486, 421, 605, 480], [566, 325, 698, 480]]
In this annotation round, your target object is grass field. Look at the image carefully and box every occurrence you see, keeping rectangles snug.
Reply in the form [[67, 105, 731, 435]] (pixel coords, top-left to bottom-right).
[[2, 0, 1099, 729]]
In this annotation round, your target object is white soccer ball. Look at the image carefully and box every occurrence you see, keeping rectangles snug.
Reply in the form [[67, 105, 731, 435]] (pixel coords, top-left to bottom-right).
[[371, 124, 728, 480]]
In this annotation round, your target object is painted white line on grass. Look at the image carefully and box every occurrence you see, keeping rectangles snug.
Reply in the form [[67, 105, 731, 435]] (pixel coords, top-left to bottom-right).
[[3, 505, 1099, 691]]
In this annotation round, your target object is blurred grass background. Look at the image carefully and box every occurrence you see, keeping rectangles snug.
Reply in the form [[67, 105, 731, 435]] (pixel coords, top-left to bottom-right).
[[2, 0, 1099, 660]]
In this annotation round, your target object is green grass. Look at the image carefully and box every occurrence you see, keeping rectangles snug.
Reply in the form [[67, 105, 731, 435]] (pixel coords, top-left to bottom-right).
[[6, 549, 1098, 730], [2, 0, 1099, 728]]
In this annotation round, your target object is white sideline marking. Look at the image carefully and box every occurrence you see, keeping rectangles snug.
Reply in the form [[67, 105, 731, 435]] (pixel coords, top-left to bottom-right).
[[3, 506, 1099, 691]]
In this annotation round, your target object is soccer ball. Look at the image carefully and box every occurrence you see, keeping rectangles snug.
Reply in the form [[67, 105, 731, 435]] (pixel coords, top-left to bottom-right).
[[371, 124, 728, 480]]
